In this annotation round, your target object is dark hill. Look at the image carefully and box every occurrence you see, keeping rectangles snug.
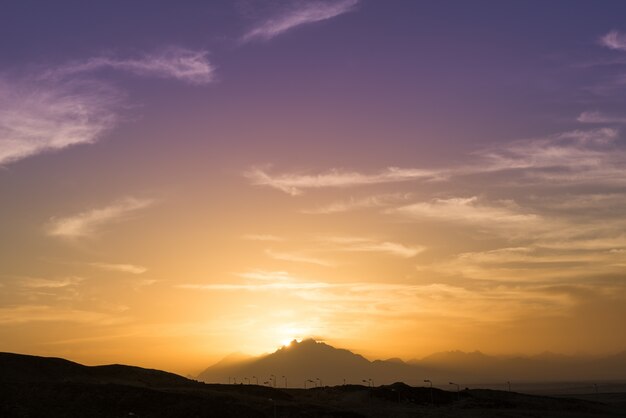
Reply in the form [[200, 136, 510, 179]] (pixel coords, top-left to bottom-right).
[[1, 351, 623, 417]]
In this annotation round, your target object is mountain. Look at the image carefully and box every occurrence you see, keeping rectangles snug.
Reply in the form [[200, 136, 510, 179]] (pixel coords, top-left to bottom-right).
[[198, 339, 458, 386], [199, 340, 626, 386], [1, 351, 622, 417]]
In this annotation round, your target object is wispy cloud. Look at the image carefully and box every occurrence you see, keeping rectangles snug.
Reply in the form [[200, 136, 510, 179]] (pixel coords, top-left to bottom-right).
[[242, 234, 285, 242], [0, 77, 120, 166], [577, 111, 626, 124], [476, 128, 626, 186], [265, 249, 334, 266], [599, 30, 626, 51], [89, 262, 147, 275], [177, 276, 583, 322], [46, 47, 215, 85], [245, 166, 442, 195], [302, 193, 411, 214], [321, 236, 425, 258], [47, 197, 154, 239], [0, 305, 128, 325], [390, 197, 538, 229], [242, 0, 359, 42], [235, 270, 294, 281], [18, 277, 84, 289]]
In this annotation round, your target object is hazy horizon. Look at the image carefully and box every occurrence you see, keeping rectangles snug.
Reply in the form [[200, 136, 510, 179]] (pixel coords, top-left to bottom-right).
[[2, 1, 626, 377]]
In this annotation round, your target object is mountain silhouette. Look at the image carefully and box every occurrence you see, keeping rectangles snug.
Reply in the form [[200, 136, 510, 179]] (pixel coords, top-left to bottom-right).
[[1, 351, 622, 417], [199, 339, 626, 386]]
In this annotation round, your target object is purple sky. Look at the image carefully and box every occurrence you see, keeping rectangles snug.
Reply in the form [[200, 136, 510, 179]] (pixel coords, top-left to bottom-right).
[[1, 1, 626, 372]]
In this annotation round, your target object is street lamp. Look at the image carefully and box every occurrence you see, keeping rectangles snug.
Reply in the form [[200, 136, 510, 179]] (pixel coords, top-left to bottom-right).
[[506, 381, 511, 392], [305, 379, 315, 389], [449, 382, 460, 401], [252, 376, 258, 385], [316, 377, 322, 388], [270, 374, 276, 388], [424, 379, 434, 405], [282, 375, 287, 388]]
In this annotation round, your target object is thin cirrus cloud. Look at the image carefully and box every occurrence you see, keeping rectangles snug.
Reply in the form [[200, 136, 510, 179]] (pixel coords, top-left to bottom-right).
[[389, 197, 539, 229], [320, 236, 425, 258], [47, 197, 154, 239], [89, 262, 147, 275], [577, 111, 626, 124], [1, 47, 215, 167], [301, 193, 411, 214], [0, 77, 120, 166], [46, 47, 215, 85], [177, 276, 580, 322], [599, 30, 626, 51], [245, 166, 443, 195], [241, 0, 359, 42], [242, 234, 285, 242], [265, 249, 335, 267]]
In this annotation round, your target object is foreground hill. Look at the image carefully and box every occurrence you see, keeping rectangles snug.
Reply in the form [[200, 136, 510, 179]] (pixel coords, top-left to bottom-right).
[[199, 339, 626, 386], [1, 351, 624, 417]]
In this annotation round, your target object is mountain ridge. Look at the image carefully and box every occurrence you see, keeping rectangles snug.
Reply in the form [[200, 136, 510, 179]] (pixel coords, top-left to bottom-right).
[[199, 339, 626, 386]]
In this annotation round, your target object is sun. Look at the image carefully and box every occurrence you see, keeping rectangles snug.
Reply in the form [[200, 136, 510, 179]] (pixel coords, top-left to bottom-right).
[[280, 338, 295, 347]]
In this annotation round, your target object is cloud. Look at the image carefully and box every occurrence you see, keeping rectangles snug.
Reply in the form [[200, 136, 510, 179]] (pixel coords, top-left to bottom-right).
[[46, 47, 215, 85], [321, 237, 425, 258], [89, 262, 147, 275], [177, 276, 583, 322], [577, 111, 626, 124], [475, 128, 626, 187], [242, 234, 285, 242], [242, 0, 359, 42], [390, 197, 538, 229], [302, 193, 411, 214], [599, 30, 626, 51], [235, 270, 294, 281], [0, 77, 120, 166], [265, 249, 334, 266], [47, 197, 154, 239], [245, 166, 443, 195], [18, 277, 84, 289], [0, 305, 127, 325]]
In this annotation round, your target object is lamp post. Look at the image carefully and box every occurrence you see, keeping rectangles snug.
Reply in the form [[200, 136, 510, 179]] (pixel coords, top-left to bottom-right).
[[282, 375, 287, 388], [507, 381, 511, 392], [449, 382, 460, 401], [252, 376, 258, 385], [270, 374, 276, 388], [424, 379, 434, 405], [316, 377, 322, 388]]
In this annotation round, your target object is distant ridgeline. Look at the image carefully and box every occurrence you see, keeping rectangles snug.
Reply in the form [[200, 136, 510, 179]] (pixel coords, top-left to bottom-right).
[[198, 338, 626, 386]]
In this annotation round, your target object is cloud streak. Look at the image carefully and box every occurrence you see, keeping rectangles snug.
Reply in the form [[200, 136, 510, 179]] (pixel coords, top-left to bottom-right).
[[47, 197, 154, 239], [46, 47, 215, 85], [577, 111, 626, 124], [242, 0, 359, 42], [245, 166, 442, 195], [599, 30, 626, 51], [0, 77, 120, 166], [321, 236, 425, 258], [390, 197, 538, 229], [89, 262, 147, 275], [265, 249, 334, 266]]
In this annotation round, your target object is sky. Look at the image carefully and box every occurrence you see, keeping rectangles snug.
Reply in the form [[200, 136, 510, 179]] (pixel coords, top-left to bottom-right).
[[1, 0, 626, 375]]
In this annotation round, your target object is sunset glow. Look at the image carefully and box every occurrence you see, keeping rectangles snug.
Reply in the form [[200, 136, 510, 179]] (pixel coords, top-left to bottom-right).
[[1, 1, 626, 376]]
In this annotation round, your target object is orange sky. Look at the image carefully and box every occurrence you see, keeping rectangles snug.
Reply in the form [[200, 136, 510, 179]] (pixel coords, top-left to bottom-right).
[[1, 1, 626, 375]]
